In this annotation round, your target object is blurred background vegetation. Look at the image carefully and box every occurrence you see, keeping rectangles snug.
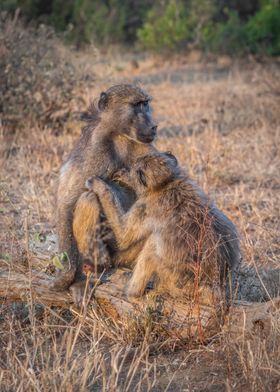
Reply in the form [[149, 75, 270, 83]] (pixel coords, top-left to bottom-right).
[[1, 0, 280, 55]]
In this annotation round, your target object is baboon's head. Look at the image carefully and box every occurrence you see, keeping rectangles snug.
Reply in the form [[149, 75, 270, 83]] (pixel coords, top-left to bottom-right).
[[98, 84, 157, 143], [115, 152, 179, 194]]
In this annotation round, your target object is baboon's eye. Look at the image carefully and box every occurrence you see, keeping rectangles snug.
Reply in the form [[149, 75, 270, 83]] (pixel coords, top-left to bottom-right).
[[134, 100, 149, 112], [136, 169, 147, 187], [142, 101, 151, 113], [132, 102, 142, 113]]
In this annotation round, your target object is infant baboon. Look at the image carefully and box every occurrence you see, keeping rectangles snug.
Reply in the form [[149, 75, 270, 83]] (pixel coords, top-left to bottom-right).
[[53, 84, 158, 295], [87, 152, 241, 302]]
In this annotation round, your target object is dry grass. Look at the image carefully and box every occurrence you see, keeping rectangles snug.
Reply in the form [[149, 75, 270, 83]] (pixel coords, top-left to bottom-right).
[[0, 33, 280, 391]]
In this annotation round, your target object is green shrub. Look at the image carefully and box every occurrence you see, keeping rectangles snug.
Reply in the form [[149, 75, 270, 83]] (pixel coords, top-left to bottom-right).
[[245, 3, 280, 55], [202, 2, 280, 56], [138, 0, 192, 51], [1, 0, 280, 55], [0, 0, 147, 46], [60, 0, 129, 46], [202, 11, 248, 54]]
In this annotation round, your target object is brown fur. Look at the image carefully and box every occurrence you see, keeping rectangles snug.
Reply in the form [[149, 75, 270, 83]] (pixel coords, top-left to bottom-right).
[[72, 191, 112, 270], [89, 152, 241, 303], [53, 84, 158, 298]]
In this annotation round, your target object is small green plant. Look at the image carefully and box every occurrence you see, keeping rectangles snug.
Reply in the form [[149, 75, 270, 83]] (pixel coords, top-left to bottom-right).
[[34, 232, 47, 243], [52, 252, 70, 270], [0, 252, 11, 261]]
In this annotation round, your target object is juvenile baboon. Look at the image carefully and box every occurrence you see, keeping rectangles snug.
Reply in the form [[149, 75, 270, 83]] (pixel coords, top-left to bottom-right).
[[53, 84, 158, 296], [87, 152, 241, 302]]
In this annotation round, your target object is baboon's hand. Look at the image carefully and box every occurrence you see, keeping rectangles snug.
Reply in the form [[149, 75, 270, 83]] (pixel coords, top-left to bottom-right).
[[126, 283, 143, 302], [112, 168, 131, 187], [85, 176, 99, 190], [85, 176, 106, 193], [90, 177, 108, 197], [112, 168, 129, 181]]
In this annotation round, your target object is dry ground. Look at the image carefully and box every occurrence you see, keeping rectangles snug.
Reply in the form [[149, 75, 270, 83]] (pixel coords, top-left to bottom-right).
[[0, 45, 280, 391]]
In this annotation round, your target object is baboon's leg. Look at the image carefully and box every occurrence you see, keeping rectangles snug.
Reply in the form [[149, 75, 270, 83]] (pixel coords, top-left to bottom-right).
[[73, 191, 111, 269], [154, 266, 178, 294], [116, 238, 146, 267], [70, 191, 113, 307], [211, 207, 241, 290], [126, 238, 158, 299]]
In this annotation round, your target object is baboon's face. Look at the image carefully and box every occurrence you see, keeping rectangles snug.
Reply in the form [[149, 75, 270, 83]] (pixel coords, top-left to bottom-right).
[[117, 152, 179, 194], [129, 100, 157, 143], [98, 85, 157, 144]]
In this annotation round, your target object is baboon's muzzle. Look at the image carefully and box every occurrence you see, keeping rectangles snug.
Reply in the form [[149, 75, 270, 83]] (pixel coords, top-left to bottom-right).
[[138, 125, 157, 143]]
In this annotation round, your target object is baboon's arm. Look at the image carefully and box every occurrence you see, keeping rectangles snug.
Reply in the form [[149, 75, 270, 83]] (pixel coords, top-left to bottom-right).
[[92, 178, 151, 263], [52, 169, 85, 290], [51, 200, 79, 290], [92, 178, 126, 243]]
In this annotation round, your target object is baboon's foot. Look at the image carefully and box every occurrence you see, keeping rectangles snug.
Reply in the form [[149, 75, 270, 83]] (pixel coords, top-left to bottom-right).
[[69, 279, 94, 308], [126, 281, 146, 301]]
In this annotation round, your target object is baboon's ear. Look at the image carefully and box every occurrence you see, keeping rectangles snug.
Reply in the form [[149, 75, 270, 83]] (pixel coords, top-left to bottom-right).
[[85, 177, 94, 190], [165, 151, 178, 167], [98, 92, 109, 111], [136, 169, 147, 187]]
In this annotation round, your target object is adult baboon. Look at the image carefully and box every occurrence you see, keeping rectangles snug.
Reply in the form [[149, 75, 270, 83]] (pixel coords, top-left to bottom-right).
[[88, 152, 241, 302], [52, 84, 158, 295]]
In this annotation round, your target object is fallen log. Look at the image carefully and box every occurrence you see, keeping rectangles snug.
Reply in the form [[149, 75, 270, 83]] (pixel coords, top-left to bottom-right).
[[0, 268, 223, 341], [0, 269, 72, 306], [227, 297, 280, 339], [0, 266, 279, 343]]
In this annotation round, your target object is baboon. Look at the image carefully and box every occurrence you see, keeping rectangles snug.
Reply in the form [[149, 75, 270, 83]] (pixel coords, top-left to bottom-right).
[[53, 84, 158, 297], [87, 152, 241, 302]]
